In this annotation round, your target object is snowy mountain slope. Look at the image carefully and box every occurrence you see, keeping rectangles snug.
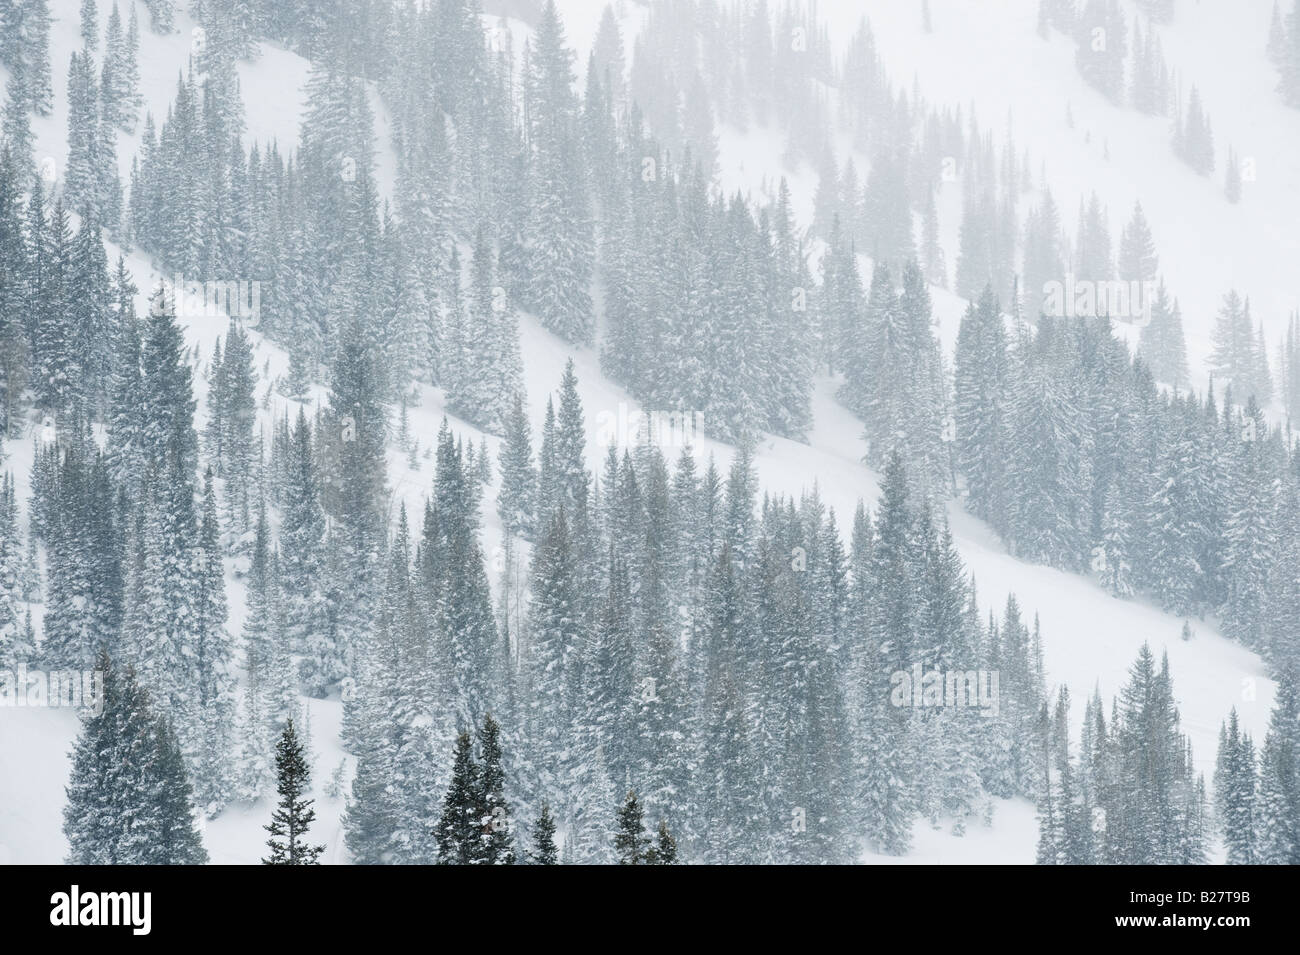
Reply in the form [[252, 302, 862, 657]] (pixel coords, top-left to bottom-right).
[[0, 0, 1281, 865], [694, 0, 1281, 789], [844, 0, 1300, 393]]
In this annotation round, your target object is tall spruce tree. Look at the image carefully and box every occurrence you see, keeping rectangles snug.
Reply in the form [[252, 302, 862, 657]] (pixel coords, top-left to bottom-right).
[[65, 654, 208, 864], [263, 719, 326, 864]]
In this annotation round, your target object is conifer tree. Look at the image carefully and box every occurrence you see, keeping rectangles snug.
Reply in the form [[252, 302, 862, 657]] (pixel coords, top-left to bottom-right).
[[614, 790, 651, 864], [17, 0, 54, 116], [853, 452, 917, 854], [101, 4, 126, 128], [436, 731, 482, 864], [279, 409, 325, 664], [65, 50, 106, 218], [1225, 146, 1242, 204], [1270, 1, 1289, 67], [80, 0, 97, 49], [1214, 708, 1257, 864], [523, 0, 594, 344], [1175, 86, 1215, 175], [263, 719, 325, 864], [1280, 0, 1300, 106], [530, 804, 559, 864], [234, 504, 288, 801], [191, 469, 234, 814], [497, 393, 537, 540], [314, 315, 387, 694], [149, 716, 211, 865], [2, 58, 36, 179], [953, 288, 1011, 537], [65, 654, 208, 864], [1117, 202, 1158, 283], [1257, 670, 1300, 864], [645, 820, 678, 864], [476, 714, 515, 864], [1137, 281, 1189, 390]]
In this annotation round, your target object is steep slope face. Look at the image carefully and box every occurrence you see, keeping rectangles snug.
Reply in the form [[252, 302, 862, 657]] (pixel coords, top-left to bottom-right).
[[850, 0, 1299, 387], [700, 0, 1281, 793], [0, 0, 1280, 864]]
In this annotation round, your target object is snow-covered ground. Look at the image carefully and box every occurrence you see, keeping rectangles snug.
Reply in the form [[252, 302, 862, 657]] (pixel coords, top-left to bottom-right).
[[0, 0, 1284, 864], [828, 0, 1299, 391]]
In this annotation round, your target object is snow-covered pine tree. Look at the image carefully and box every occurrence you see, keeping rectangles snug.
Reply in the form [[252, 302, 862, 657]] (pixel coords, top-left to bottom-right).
[[614, 790, 651, 864], [1280, 0, 1300, 107], [1175, 85, 1215, 175], [523, 0, 594, 344], [279, 408, 325, 671], [1214, 708, 1257, 864], [1137, 280, 1189, 390], [497, 393, 537, 540], [1, 58, 36, 180], [65, 653, 208, 864], [1221, 398, 1275, 649], [646, 820, 678, 864], [529, 804, 558, 864], [1256, 669, 1300, 864], [0, 474, 23, 667], [262, 719, 325, 864], [953, 288, 1011, 537], [1118, 202, 1158, 283], [435, 730, 481, 864], [192, 469, 234, 815], [1225, 146, 1243, 204], [40, 445, 122, 670]]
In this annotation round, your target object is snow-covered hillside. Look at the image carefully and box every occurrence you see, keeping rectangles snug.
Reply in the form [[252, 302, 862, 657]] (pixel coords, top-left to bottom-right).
[[0, 0, 1288, 865], [849, 1, 1299, 387]]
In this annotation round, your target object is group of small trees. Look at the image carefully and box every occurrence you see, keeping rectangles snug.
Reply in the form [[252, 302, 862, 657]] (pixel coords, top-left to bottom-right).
[[1038, 653, 1300, 867], [64, 651, 326, 866], [1035, 645, 1209, 865], [1212, 671, 1300, 865], [955, 283, 1300, 676], [66, 668, 686, 865], [432, 714, 677, 865]]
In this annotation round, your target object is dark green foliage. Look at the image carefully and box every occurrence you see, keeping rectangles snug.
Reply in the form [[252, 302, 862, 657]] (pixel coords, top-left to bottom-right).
[[263, 719, 325, 864]]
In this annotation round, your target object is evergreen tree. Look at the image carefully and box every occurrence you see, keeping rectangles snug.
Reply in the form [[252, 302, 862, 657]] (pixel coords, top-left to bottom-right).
[[476, 714, 515, 864], [436, 731, 482, 864], [65, 654, 208, 864], [191, 469, 234, 814], [234, 503, 291, 801], [2, 56, 36, 180], [1270, 2, 1289, 68], [23, 1, 53, 113], [530, 803, 559, 864], [65, 50, 109, 219], [645, 820, 678, 864], [1137, 281, 1189, 390], [523, 0, 595, 344], [314, 315, 387, 694], [1021, 190, 1064, 320], [953, 288, 1010, 536], [279, 409, 325, 667], [1225, 146, 1243, 204], [262, 719, 325, 864], [1117, 202, 1158, 283], [497, 392, 537, 538], [1280, 0, 1300, 106], [1257, 670, 1300, 864], [1175, 86, 1215, 175], [1214, 708, 1257, 864], [614, 790, 651, 864], [1097, 645, 1206, 864], [526, 505, 583, 814], [80, 0, 97, 48]]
